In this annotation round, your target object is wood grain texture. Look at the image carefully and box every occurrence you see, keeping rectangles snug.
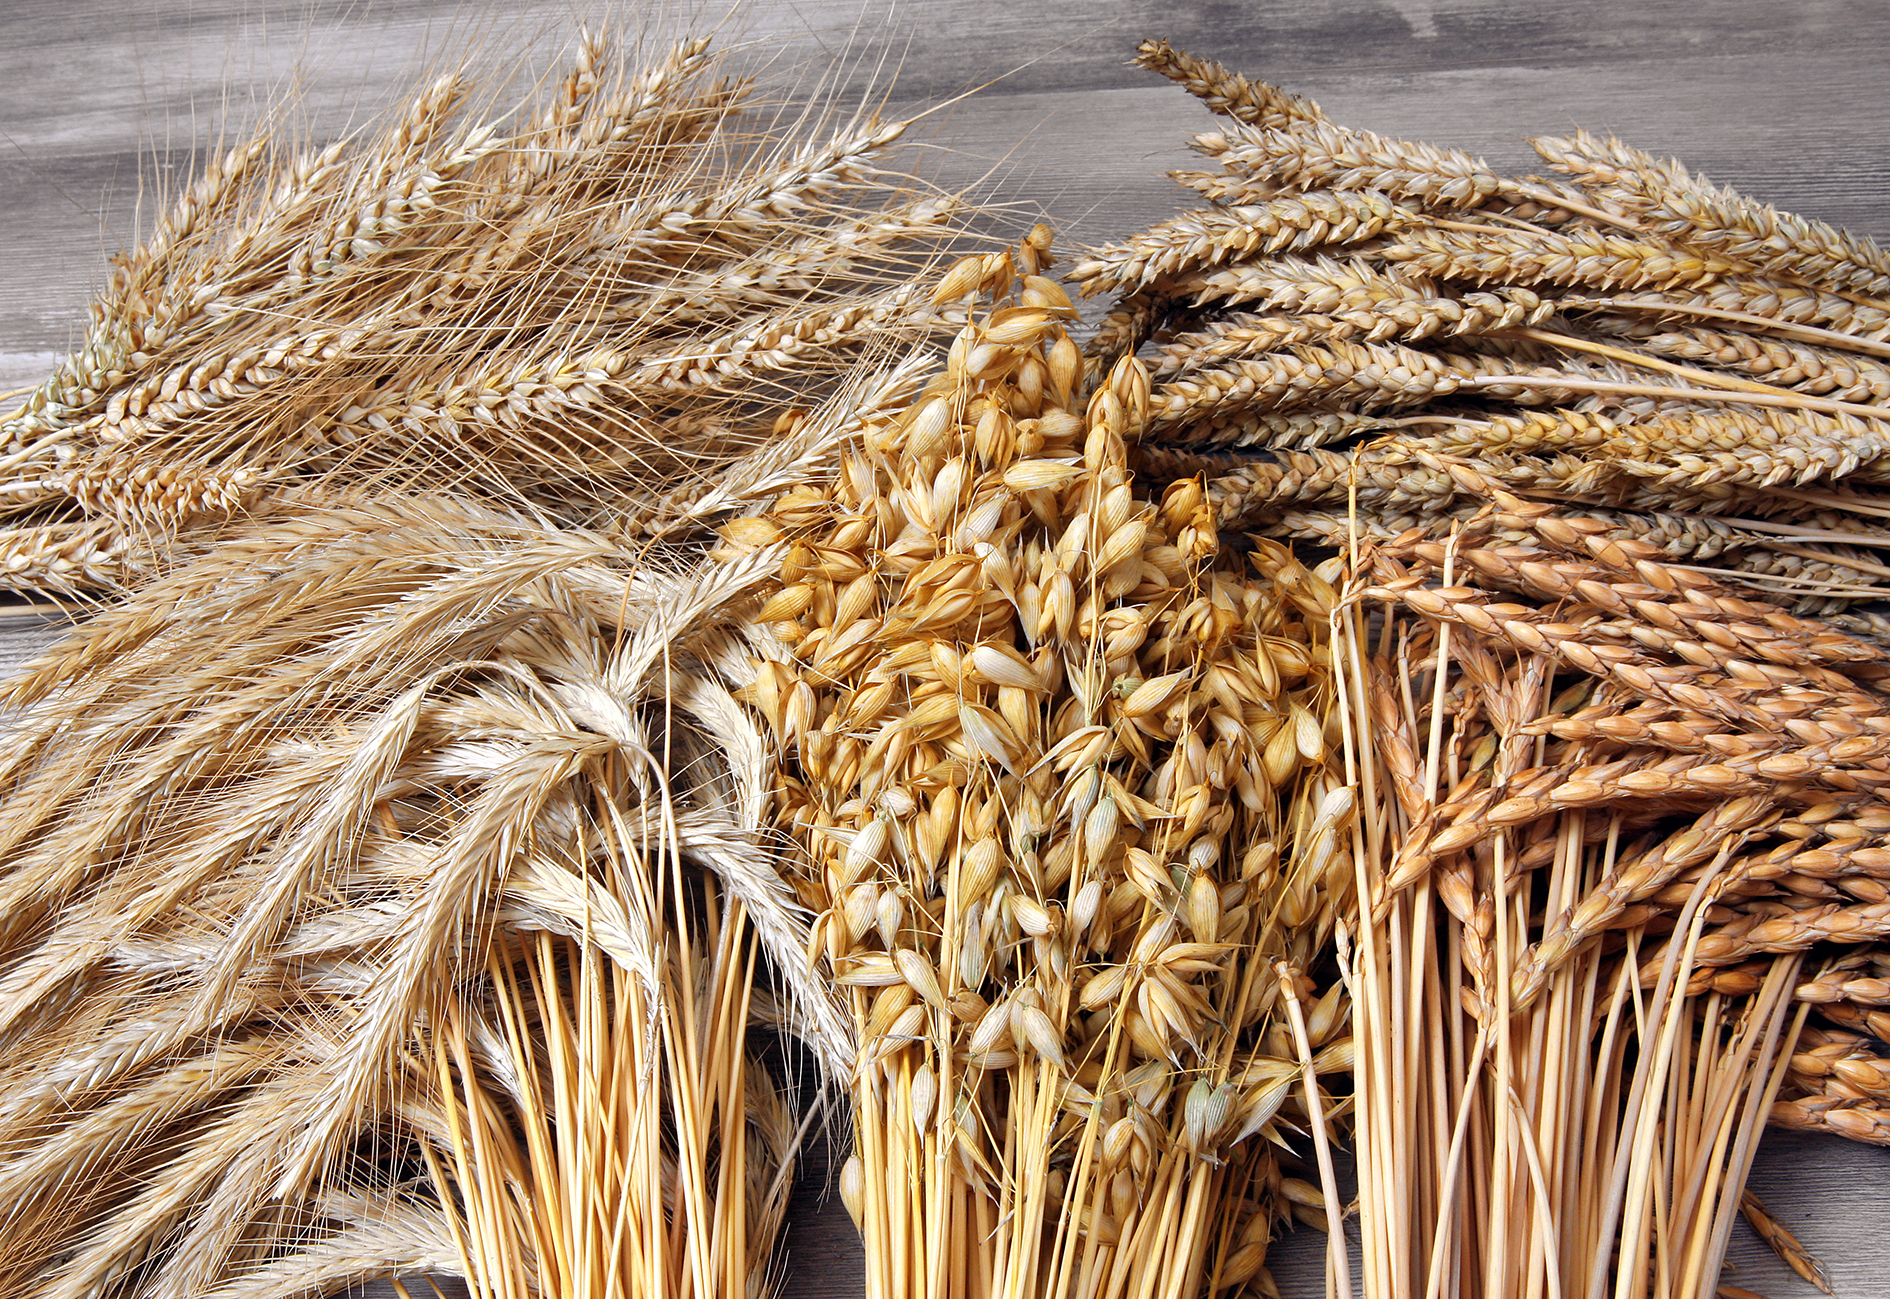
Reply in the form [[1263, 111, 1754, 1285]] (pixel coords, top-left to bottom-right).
[[2, 3, 1888, 1296]]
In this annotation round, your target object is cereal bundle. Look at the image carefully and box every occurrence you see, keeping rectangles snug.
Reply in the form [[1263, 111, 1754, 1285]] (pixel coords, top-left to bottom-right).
[[2, 23, 1889, 1299], [734, 239, 1358, 1299], [1073, 43, 1890, 1299]]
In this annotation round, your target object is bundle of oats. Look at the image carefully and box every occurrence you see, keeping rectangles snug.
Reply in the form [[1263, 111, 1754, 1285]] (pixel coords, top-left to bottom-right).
[[714, 231, 1364, 1299], [1072, 44, 1890, 1298]]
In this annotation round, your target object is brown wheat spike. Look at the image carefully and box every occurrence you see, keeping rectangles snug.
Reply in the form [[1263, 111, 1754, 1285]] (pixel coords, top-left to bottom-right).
[[1170, 252, 1443, 314], [1374, 223, 1739, 290], [1688, 273, 1890, 340], [1146, 340, 1578, 436], [1082, 289, 1164, 368], [1535, 130, 1890, 297], [1068, 191, 1407, 298], [1158, 406, 1402, 451], [1132, 39, 1326, 130], [1143, 287, 1554, 378], [1772, 1095, 1890, 1145], [1594, 320, 1890, 404], [1205, 445, 1461, 527], [1191, 116, 1579, 215]]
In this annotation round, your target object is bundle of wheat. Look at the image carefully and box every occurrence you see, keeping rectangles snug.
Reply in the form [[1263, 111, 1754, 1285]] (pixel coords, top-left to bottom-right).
[[1334, 467, 1879, 1296], [1078, 41, 1890, 631], [0, 27, 978, 594]]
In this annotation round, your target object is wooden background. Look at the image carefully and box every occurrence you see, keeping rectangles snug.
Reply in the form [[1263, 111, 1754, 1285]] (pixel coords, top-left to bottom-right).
[[2, 1, 1888, 1294]]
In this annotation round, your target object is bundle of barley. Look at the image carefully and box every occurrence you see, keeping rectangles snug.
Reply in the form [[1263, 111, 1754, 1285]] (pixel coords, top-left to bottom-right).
[[0, 486, 859, 1297], [0, 27, 976, 593], [1076, 44, 1890, 1298]]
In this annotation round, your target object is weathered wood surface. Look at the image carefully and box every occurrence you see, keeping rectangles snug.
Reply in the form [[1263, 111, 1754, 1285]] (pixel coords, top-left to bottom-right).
[[3, 2, 1888, 1295]]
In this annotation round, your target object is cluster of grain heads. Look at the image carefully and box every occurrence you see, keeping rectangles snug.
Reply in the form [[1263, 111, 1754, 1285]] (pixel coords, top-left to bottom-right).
[[1077, 48, 1890, 1285], [15, 18, 1890, 1299], [0, 492, 839, 1299], [1079, 42, 1890, 619], [1322, 457, 1890, 1297], [0, 28, 986, 594], [725, 234, 1363, 1299]]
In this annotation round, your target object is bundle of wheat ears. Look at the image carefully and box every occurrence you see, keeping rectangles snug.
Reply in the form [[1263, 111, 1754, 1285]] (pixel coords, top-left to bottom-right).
[[2, 22, 1888, 1299]]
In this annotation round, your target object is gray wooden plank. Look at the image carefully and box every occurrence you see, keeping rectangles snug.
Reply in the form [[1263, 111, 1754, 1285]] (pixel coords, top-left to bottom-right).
[[0, 615, 68, 673]]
